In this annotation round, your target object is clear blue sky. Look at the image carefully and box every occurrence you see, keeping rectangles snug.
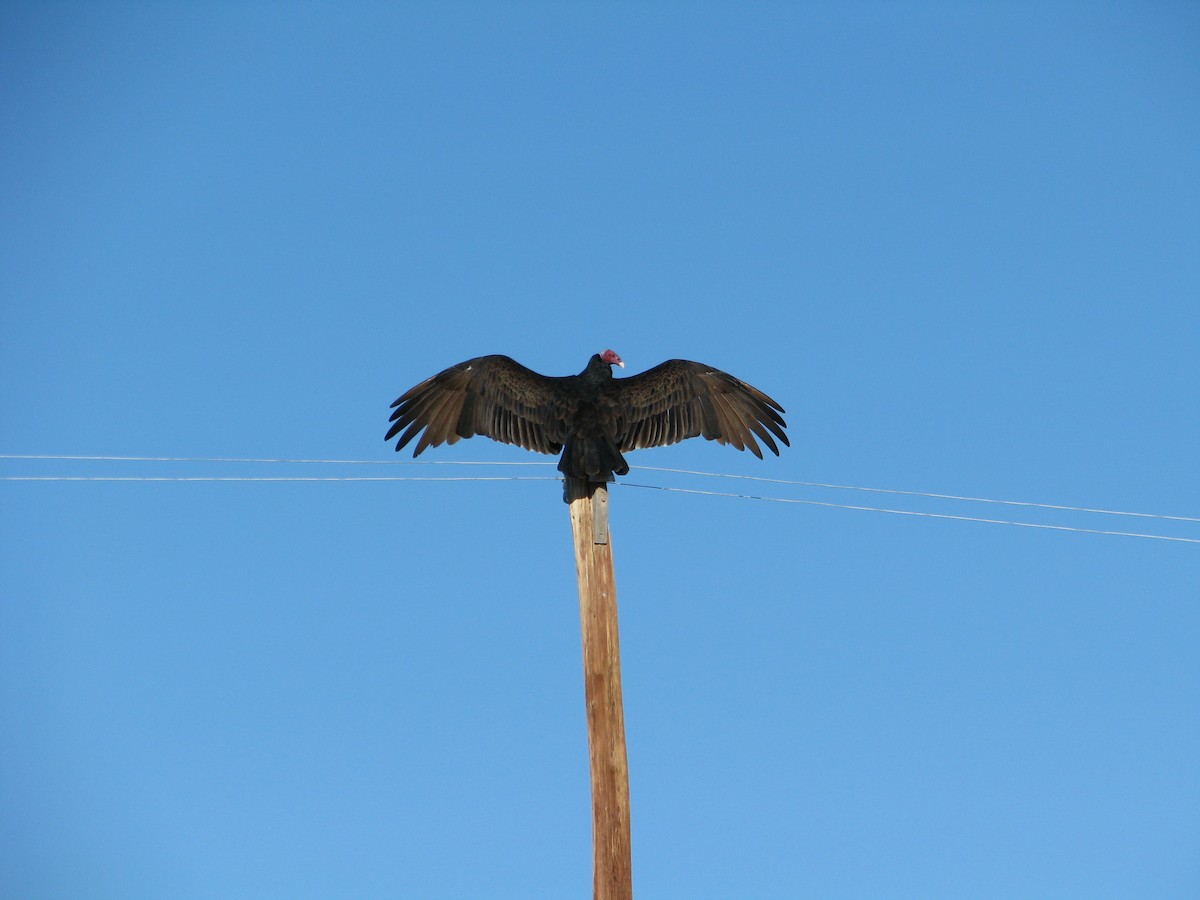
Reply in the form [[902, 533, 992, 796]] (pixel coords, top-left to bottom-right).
[[3, 2, 1198, 897]]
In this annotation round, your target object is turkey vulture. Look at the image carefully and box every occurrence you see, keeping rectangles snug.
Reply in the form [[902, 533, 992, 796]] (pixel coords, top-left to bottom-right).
[[385, 349, 788, 481]]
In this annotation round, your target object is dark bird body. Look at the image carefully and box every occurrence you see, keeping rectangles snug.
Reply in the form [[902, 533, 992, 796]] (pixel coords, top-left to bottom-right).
[[385, 350, 788, 481]]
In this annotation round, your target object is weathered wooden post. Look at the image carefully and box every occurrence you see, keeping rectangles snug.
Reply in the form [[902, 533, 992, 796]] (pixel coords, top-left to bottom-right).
[[565, 476, 632, 900]]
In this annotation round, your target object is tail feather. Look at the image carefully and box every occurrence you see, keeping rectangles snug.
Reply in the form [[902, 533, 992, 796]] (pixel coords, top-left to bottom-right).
[[558, 438, 628, 481]]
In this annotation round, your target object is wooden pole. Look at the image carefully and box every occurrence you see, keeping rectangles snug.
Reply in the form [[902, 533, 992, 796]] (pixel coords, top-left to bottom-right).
[[565, 476, 632, 900]]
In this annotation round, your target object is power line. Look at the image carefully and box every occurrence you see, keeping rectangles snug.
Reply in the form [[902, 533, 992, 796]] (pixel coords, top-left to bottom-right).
[[0, 475, 555, 482], [2, 454, 1196, 544], [3, 454, 1195, 524], [632, 465, 1200, 524], [619, 482, 1200, 545], [0, 453, 549, 468], [0, 455, 556, 482]]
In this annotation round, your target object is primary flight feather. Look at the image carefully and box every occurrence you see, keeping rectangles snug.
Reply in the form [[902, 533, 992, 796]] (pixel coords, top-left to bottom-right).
[[385, 349, 789, 481]]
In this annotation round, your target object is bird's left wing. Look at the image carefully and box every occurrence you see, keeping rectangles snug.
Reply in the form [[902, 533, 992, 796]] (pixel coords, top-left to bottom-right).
[[609, 359, 789, 458], [386, 355, 569, 456]]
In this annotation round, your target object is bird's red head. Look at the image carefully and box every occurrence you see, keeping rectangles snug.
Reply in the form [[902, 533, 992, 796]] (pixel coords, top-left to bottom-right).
[[600, 348, 625, 369]]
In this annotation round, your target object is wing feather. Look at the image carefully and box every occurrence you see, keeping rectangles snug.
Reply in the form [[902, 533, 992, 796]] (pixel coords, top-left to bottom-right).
[[386, 355, 567, 457], [608, 359, 789, 458], [711, 387, 752, 453]]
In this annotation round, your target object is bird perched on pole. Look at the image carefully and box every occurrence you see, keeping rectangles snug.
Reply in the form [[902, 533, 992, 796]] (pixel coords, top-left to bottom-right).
[[385, 349, 788, 482]]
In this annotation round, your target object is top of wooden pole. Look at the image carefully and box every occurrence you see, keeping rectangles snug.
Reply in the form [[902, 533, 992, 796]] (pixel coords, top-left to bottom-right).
[[563, 476, 612, 544]]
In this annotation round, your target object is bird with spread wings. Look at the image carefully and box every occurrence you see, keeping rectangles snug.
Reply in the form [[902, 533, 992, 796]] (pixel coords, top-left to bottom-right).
[[386, 349, 788, 481]]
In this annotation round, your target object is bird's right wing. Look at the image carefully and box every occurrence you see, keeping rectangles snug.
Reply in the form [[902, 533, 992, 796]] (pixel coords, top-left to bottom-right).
[[386, 355, 568, 456], [610, 359, 789, 458]]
